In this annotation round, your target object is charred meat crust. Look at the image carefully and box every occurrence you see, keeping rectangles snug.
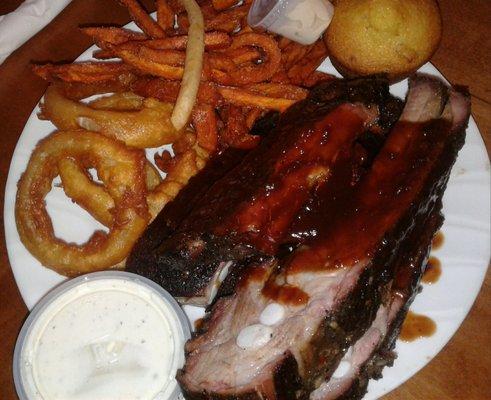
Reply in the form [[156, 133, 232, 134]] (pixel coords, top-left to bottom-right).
[[126, 149, 249, 278], [127, 77, 402, 304], [336, 208, 445, 400], [177, 79, 470, 400]]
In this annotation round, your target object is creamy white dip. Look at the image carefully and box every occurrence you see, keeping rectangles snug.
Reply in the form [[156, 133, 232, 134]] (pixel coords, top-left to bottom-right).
[[16, 273, 189, 400]]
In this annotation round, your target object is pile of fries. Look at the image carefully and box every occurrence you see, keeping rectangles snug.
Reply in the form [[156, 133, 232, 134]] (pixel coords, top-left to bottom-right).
[[34, 0, 334, 153], [17, 0, 335, 278]]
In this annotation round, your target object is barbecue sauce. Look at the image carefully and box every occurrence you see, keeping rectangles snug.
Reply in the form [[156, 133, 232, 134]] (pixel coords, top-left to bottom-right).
[[431, 231, 445, 250], [422, 256, 441, 284], [287, 119, 452, 273], [262, 279, 309, 305], [400, 311, 436, 341]]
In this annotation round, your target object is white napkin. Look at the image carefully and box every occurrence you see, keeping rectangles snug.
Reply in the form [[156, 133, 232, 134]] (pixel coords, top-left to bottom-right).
[[0, 0, 72, 64]]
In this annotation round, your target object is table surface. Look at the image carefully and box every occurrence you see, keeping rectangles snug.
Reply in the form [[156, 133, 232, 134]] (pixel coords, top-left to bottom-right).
[[0, 0, 489, 399]]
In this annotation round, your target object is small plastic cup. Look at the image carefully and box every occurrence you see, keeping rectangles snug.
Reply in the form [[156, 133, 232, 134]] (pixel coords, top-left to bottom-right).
[[248, 0, 334, 45], [13, 271, 191, 400]]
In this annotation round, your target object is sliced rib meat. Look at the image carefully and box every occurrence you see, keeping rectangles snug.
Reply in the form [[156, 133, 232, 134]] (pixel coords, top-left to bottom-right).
[[178, 75, 470, 399]]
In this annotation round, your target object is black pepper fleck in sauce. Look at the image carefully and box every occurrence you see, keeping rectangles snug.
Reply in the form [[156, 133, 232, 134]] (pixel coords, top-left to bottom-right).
[[422, 256, 441, 284], [400, 311, 436, 342]]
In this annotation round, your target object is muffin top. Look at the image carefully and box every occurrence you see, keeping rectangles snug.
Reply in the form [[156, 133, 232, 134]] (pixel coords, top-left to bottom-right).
[[325, 0, 442, 81]]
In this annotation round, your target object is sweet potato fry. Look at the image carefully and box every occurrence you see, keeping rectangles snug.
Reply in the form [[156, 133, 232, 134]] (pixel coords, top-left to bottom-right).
[[245, 83, 308, 100], [245, 107, 263, 129], [117, 0, 166, 38], [192, 104, 218, 152], [93, 49, 116, 59], [217, 86, 297, 111], [114, 46, 184, 79], [301, 71, 336, 88], [32, 62, 133, 83], [224, 47, 261, 65], [206, 5, 248, 32], [221, 105, 260, 149], [212, 0, 240, 11], [287, 40, 329, 85], [80, 27, 146, 49], [156, 0, 175, 30], [228, 33, 281, 85], [131, 77, 222, 106], [141, 31, 231, 50], [281, 42, 311, 71]]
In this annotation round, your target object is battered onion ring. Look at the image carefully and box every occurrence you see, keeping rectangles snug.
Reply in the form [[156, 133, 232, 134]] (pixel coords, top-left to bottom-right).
[[41, 86, 179, 148], [58, 157, 161, 227], [15, 131, 150, 276]]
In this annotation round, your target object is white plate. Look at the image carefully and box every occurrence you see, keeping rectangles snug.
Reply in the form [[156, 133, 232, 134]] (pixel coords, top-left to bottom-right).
[[4, 41, 490, 399]]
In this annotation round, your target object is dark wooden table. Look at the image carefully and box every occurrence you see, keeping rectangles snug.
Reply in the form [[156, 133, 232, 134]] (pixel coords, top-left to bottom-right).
[[0, 0, 489, 398]]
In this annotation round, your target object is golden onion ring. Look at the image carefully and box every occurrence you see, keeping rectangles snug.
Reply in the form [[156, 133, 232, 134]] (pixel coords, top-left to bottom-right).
[[58, 157, 161, 227], [15, 130, 150, 276], [41, 86, 179, 148]]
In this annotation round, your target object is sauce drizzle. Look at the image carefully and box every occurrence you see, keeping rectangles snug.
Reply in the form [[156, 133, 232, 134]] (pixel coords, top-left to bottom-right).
[[422, 256, 441, 284], [262, 280, 309, 305], [431, 231, 445, 250], [400, 311, 436, 342]]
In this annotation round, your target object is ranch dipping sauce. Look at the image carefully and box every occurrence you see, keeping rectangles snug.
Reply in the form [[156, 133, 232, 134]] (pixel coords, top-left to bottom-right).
[[14, 271, 190, 400]]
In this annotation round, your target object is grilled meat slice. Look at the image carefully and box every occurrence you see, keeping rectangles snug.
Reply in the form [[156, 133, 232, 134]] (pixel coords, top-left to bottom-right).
[[177, 76, 470, 399], [127, 77, 402, 306]]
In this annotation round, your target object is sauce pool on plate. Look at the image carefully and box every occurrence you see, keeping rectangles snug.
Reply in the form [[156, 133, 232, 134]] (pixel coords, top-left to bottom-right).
[[400, 311, 436, 342], [14, 272, 190, 400]]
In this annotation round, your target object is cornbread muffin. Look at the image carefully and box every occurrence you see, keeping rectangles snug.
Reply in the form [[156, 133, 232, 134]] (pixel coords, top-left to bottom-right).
[[325, 0, 442, 82]]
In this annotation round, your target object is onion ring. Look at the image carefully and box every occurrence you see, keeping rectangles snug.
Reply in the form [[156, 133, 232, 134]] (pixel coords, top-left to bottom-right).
[[41, 86, 179, 148], [59, 157, 161, 227], [15, 131, 150, 276]]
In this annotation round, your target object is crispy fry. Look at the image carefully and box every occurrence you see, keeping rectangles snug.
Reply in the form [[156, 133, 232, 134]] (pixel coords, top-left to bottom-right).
[[212, 0, 240, 11], [148, 145, 208, 217], [192, 104, 218, 152], [206, 5, 248, 32], [117, 0, 166, 38], [287, 40, 329, 85], [32, 62, 133, 83], [131, 77, 222, 106], [141, 31, 231, 50], [171, 0, 205, 130], [218, 86, 297, 111], [221, 105, 259, 149], [156, 0, 175, 30], [115, 46, 185, 79], [93, 49, 117, 59], [245, 107, 264, 129], [228, 33, 281, 85], [154, 150, 173, 173], [245, 83, 308, 100], [224, 47, 261, 65], [80, 27, 146, 49], [301, 71, 336, 88]]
